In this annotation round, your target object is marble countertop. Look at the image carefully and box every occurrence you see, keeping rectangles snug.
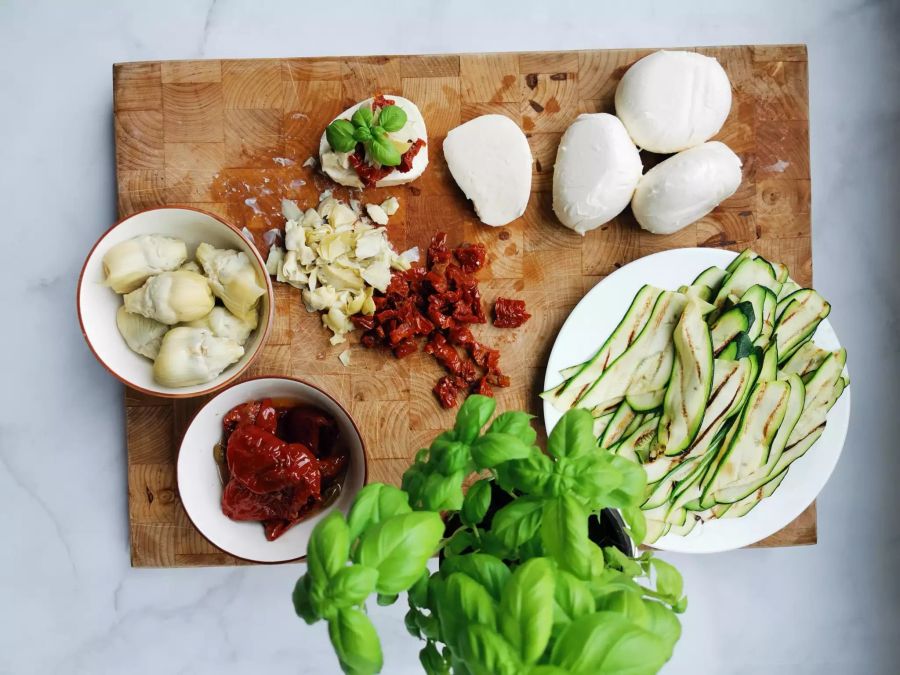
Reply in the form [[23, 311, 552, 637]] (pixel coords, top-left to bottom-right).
[[2, 0, 899, 673]]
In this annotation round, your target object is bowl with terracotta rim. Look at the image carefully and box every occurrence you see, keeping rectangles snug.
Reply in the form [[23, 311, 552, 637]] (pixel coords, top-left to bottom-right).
[[177, 376, 368, 564], [77, 206, 274, 399]]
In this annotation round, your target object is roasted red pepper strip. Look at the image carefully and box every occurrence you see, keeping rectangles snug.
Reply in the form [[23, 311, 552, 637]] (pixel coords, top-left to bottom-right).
[[227, 425, 321, 495]]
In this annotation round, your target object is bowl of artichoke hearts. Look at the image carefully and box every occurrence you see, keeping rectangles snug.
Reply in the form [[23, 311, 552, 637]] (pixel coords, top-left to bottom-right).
[[78, 207, 274, 398]]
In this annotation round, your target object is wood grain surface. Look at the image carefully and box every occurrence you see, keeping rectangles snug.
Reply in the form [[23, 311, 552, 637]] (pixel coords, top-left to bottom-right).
[[114, 45, 814, 567]]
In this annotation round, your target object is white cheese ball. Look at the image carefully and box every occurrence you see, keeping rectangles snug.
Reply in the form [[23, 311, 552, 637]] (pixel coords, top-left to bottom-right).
[[319, 95, 429, 188], [552, 113, 642, 235], [615, 51, 732, 154], [631, 141, 742, 235], [444, 115, 532, 227]]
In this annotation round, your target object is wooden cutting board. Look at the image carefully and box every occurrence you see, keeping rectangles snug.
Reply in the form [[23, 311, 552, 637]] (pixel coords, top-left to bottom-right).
[[114, 44, 814, 567]]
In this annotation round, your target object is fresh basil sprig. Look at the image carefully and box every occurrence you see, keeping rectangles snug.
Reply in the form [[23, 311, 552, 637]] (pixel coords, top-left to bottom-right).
[[324, 102, 408, 167]]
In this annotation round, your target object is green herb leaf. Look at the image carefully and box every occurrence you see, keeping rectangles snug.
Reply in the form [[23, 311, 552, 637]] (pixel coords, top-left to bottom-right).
[[408, 571, 430, 608], [347, 483, 412, 542], [445, 529, 477, 557], [603, 545, 643, 577], [505, 451, 554, 496], [325, 118, 356, 153], [401, 464, 427, 508], [353, 125, 373, 143], [292, 575, 319, 624], [462, 479, 492, 526], [499, 558, 555, 664], [446, 572, 498, 628], [547, 408, 596, 460], [455, 394, 497, 443], [460, 624, 521, 675], [527, 667, 571, 675], [439, 553, 511, 602], [405, 609, 422, 638], [422, 470, 465, 512], [328, 565, 379, 609], [487, 411, 537, 446], [636, 600, 682, 654], [355, 511, 444, 595], [352, 105, 374, 129], [650, 558, 685, 609], [431, 437, 472, 475], [541, 495, 591, 580], [552, 570, 595, 635], [309, 511, 350, 583], [368, 134, 401, 167], [619, 505, 647, 546], [377, 104, 408, 132], [376, 593, 398, 606], [598, 454, 649, 509], [420, 641, 450, 675], [328, 607, 383, 675], [549, 611, 669, 674], [472, 433, 533, 470], [558, 454, 625, 510], [490, 496, 544, 552]]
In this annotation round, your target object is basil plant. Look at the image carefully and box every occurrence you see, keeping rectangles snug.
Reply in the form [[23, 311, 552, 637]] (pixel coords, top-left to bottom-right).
[[293, 396, 687, 675]]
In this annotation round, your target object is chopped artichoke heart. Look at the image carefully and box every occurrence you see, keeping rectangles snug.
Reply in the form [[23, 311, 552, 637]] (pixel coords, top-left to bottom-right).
[[123, 271, 214, 325], [365, 203, 390, 226], [329, 203, 358, 228], [279, 251, 309, 289], [320, 264, 365, 291], [318, 232, 352, 262], [186, 306, 256, 346], [361, 257, 392, 292], [103, 234, 189, 294], [284, 220, 306, 252], [381, 197, 400, 216], [281, 198, 302, 221], [391, 138, 412, 155], [265, 245, 285, 275]]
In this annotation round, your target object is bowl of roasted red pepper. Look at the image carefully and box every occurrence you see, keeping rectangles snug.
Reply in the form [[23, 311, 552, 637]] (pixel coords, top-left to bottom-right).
[[177, 376, 365, 563]]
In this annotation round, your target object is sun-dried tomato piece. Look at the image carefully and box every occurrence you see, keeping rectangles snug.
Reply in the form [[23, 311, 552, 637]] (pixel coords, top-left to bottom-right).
[[448, 325, 475, 347], [472, 377, 493, 397], [351, 315, 376, 331], [393, 339, 418, 358], [454, 243, 487, 273], [494, 297, 531, 328], [372, 94, 396, 110], [398, 139, 426, 173], [428, 232, 452, 265], [434, 376, 460, 408]]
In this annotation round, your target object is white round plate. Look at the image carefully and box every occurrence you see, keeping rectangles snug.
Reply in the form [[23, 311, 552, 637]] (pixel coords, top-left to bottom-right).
[[178, 377, 367, 563], [543, 248, 850, 553]]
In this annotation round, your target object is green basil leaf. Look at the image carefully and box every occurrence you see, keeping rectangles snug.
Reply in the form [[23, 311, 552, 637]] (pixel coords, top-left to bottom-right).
[[376, 592, 398, 606], [548, 408, 596, 459], [462, 479, 492, 526], [292, 575, 319, 624], [650, 558, 685, 608], [558, 455, 624, 510], [328, 607, 383, 675], [347, 483, 412, 542], [527, 667, 570, 675], [409, 571, 430, 608], [491, 496, 544, 552], [439, 553, 511, 602], [420, 641, 450, 675], [353, 124, 373, 143], [325, 118, 357, 153], [499, 558, 555, 664], [329, 565, 379, 609], [594, 588, 647, 624], [553, 570, 595, 635], [401, 464, 427, 508], [309, 510, 350, 582], [454, 394, 497, 443], [446, 572, 498, 628], [422, 470, 465, 512], [505, 451, 554, 496], [351, 105, 374, 129], [432, 438, 472, 475], [355, 511, 444, 594], [460, 624, 521, 675], [405, 608, 422, 638], [445, 529, 477, 557], [603, 546, 642, 578], [487, 411, 537, 446], [377, 104, 408, 132], [636, 600, 682, 655], [417, 609, 441, 641], [472, 433, 533, 470], [619, 505, 647, 546], [541, 496, 591, 580], [549, 611, 669, 674], [368, 135, 401, 167], [599, 455, 649, 509]]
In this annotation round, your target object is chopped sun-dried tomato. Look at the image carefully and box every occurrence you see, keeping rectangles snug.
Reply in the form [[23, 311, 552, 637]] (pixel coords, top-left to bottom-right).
[[434, 376, 460, 409], [494, 297, 531, 328], [454, 243, 487, 273]]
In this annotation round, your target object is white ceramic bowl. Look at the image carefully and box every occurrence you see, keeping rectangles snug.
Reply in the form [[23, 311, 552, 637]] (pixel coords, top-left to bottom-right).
[[78, 207, 274, 398], [177, 377, 367, 563]]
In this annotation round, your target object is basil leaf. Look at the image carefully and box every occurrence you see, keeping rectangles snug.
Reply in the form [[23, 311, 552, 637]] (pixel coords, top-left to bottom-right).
[[487, 411, 537, 446], [446, 572, 498, 628], [445, 529, 477, 557], [553, 570, 595, 635], [422, 470, 465, 512], [603, 545, 643, 578], [549, 611, 669, 674], [328, 607, 383, 675], [600, 455, 649, 509], [420, 641, 450, 675], [401, 464, 427, 508], [405, 609, 422, 638], [505, 451, 554, 496], [472, 433, 532, 470], [355, 511, 444, 594], [491, 496, 544, 552], [351, 105, 374, 129], [439, 553, 511, 602], [309, 511, 349, 582], [455, 394, 497, 443], [347, 483, 412, 542], [368, 134, 402, 167], [558, 455, 624, 510], [541, 495, 591, 580], [650, 558, 685, 608], [378, 104, 408, 132], [637, 600, 682, 655], [328, 565, 379, 609], [499, 558, 555, 664], [619, 505, 647, 546], [292, 575, 319, 624], [528, 667, 570, 675], [325, 118, 356, 153], [376, 592, 398, 606], [432, 438, 472, 475], [460, 624, 521, 675], [408, 571, 430, 608], [462, 479, 492, 526], [353, 125, 373, 143], [547, 408, 595, 459]]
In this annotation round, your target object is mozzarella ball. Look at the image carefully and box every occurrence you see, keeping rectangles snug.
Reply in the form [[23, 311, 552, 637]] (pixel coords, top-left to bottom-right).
[[615, 51, 732, 154], [552, 113, 642, 235], [443, 115, 532, 227], [631, 141, 742, 235], [318, 95, 429, 188]]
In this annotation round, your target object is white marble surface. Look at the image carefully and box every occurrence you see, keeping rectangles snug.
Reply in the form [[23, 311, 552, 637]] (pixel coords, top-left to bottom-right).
[[1, 0, 898, 673]]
